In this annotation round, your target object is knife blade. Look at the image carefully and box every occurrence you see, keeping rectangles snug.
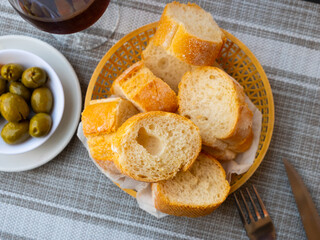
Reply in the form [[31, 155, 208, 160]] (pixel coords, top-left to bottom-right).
[[283, 159, 320, 240]]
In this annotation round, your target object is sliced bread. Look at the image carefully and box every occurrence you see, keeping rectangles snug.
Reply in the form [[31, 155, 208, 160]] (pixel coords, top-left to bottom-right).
[[111, 61, 178, 112], [82, 98, 139, 137], [178, 67, 253, 152], [142, 40, 194, 93], [112, 111, 202, 182], [87, 133, 117, 166], [152, 152, 230, 217], [142, 40, 224, 93], [152, 2, 225, 66], [228, 128, 254, 153], [81, 98, 139, 169], [202, 145, 236, 161]]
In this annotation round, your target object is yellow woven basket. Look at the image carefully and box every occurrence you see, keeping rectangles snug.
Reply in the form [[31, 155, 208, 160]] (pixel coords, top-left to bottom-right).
[[85, 22, 274, 197]]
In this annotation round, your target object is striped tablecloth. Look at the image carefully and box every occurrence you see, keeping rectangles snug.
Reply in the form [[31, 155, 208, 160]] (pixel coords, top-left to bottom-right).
[[0, 0, 319, 239]]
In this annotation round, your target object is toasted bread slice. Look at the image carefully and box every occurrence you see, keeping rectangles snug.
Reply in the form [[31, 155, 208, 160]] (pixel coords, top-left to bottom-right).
[[152, 152, 230, 217], [152, 2, 225, 66], [113, 111, 202, 182], [111, 61, 178, 112], [82, 98, 139, 170], [178, 67, 253, 152]]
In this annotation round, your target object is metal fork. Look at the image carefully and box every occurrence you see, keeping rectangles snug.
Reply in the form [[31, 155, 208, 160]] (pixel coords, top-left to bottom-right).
[[234, 185, 276, 240]]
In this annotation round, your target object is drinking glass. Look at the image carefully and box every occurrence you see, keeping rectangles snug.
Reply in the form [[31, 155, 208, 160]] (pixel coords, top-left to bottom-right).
[[8, 0, 120, 50]]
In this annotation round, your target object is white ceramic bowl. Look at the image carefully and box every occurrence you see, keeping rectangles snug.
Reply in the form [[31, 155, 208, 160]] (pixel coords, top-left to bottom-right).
[[0, 49, 64, 155]]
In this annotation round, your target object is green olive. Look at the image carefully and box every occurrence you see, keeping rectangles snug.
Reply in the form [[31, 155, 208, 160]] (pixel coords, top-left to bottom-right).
[[9, 82, 31, 101], [1, 63, 24, 82], [21, 67, 47, 88], [0, 93, 30, 122], [0, 77, 6, 95], [29, 113, 52, 137], [1, 121, 29, 144], [31, 87, 53, 113]]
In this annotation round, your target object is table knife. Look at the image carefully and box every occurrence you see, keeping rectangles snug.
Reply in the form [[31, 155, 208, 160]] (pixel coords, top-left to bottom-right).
[[283, 159, 320, 240]]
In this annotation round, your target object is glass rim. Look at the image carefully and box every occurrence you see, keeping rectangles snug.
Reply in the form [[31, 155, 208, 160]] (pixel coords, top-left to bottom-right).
[[8, 0, 97, 22]]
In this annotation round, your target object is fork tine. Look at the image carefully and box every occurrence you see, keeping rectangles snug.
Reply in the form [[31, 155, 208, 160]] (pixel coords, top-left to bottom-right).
[[234, 193, 248, 225], [240, 190, 255, 223], [252, 185, 269, 217], [246, 187, 261, 220]]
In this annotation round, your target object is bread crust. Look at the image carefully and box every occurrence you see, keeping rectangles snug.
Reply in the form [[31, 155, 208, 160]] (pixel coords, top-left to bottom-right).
[[170, 24, 225, 66], [228, 128, 254, 153], [111, 61, 178, 113], [153, 2, 225, 66], [87, 133, 119, 170], [82, 98, 121, 137], [113, 111, 202, 182], [202, 146, 236, 161], [111, 61, 143, 91], [220, 97, 253, 147], [82, 97, 139, 168], [152, 9, 178, 49], [152, 152, 230, 217]]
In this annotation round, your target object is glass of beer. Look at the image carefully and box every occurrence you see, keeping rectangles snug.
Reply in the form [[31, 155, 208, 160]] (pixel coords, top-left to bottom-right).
[[8, 0, 120, 50]]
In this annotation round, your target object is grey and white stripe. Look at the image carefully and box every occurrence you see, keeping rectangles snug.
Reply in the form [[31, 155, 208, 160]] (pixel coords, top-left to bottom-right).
[[0, 0, 319, 239]]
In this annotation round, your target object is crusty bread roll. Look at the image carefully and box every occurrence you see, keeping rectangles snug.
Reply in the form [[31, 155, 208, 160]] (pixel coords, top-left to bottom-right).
[[152, 2, 225, 66], [111, 61, 178, 112], [112, 111, 202, 182], [178, 67, 253, 153], [81, 98, 139, 169], [152, 152, 230, 217]]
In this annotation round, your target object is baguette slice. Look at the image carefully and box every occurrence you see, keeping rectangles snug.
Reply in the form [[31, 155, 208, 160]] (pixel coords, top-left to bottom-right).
[[142, 40, 224, 93], [178, 67, 253, 152], [142, 40, 194, 93], [82, 98, 139, 137], [202, 145, 236, 161], [82, 98, 139, 170], [87, 133, 117, 166], [111, 61, 178, 112], [152, 2, 225, 66], [152, 152, 230, 217], [113, 111, 202, 182], [228, 128, 254, 153]]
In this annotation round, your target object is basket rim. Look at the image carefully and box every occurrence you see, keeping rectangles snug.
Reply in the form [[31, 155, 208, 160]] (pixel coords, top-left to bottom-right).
[[85, 22, 274, 198]]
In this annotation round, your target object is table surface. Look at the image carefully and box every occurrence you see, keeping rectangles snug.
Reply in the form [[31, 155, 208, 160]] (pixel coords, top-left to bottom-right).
[[0, 0, 319, 239]]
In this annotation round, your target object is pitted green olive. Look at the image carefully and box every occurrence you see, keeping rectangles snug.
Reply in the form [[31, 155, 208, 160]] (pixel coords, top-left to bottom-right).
[[31, 87, 53, 113], [1, 121, 29, 144], [9, 82, 31, 101], [0, 93, 30, 122], [1, 63, 24, 82], [21, 67, 47, 88], [29, 113, 52, 137]]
